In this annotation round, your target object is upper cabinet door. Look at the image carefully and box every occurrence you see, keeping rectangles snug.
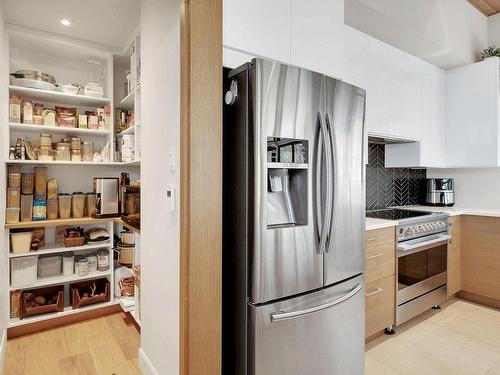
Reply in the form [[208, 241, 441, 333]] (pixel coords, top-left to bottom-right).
[[367, 38, 422, 140], [446, 58, 500, 167], [290, 0, 344, 79], [343, 26, 369, 89], [223, 0, 291, 63]]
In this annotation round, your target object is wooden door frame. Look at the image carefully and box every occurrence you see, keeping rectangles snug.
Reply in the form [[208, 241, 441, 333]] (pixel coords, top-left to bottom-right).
[[180, 0, 222, 374]]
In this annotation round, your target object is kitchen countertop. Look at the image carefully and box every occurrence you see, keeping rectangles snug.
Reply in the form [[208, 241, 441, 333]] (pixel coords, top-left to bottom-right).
[[393, 205, 500, 218], [366, 217, 397, 231]]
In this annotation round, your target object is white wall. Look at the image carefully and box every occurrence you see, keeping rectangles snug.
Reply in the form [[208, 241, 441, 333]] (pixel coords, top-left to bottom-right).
[[139, 0, 180, 374], [0, 2, 7, 370], [427, 168, 500, 209], [488, 13, 500, 46], [345, 0, 488, 69]]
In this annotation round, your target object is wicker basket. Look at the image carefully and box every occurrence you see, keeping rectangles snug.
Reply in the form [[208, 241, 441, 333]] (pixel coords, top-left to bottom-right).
[[64, 227, 85, 247], [21, 285, 64, 319], [70, 278, 110, 309]]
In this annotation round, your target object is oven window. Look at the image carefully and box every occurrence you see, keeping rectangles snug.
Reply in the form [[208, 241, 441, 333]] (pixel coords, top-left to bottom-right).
[[398, 244, 447, 291]]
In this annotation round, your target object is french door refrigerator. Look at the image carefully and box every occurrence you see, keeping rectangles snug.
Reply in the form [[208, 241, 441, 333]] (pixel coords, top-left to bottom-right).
[[223, 59, 366, 375]]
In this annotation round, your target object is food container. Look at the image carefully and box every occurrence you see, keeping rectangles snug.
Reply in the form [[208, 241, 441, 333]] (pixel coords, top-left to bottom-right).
[[11, 230, 33, 254], [20, 194, 33, 222], [82, 142, 93, 161], [58, 194, 72, 219], [47, 199, 58, 219], [97, 249, 109, 271], [34, 192, 47, 201], [6, 208, 20, 224], [11, 290, 22, 318], [34, 167, 47, 194], [86, 193, 96, 217], [121, 135, 135, 162], [42, 109, 56, 127], [56, 106, 77, 127], [78, 114, 88, 129], [63, 253, 75, 276], [88, 113, 98, 129], [120, 230, 135, 245], [55, 142, 71, 161], [70, 278, 110, 309], [8, 165, 22, 187], [117, 244, 134, 266], [38, 255, 62, 277], [87, 253, 98, 272], [32, 200, 47, 220], [125, 193, 140, 215], [31, 228, 45, 250], [21, 173, 34, 194], [72, 193, 85, 218], [47, 179, 58, 200], [21, 99, 33, 124], [71, 137, 81, 150], [20, 286, 64, 319], [7, 187, 21, 208], [40, 133, 52, 147], [9, 96, 21, 123], [38, 145, 53, 161], [77, 257, 89, 276], [11, 255, 38, 288], [71, 149, 81, 162]]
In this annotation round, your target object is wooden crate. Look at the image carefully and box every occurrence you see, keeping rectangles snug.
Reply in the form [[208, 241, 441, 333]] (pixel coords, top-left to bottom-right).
[[21, 285, 64, 319], [70, 278, 110, 309]]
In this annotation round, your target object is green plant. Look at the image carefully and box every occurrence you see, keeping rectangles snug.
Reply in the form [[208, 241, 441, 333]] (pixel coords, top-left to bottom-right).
[[481, 46, 500, 59]]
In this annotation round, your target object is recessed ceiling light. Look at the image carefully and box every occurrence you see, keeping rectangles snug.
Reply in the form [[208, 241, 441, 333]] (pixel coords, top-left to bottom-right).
[[59, 19, 73, 27]]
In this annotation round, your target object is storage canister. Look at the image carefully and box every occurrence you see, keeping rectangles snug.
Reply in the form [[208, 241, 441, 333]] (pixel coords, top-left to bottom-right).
[[120, 230, 135, 245], [82, 141, 93, 161], [38, 255, 62, 277], [97, 249, 109, 271], [47, 199, 58, 220], [118, 245, 134, 266], [9, 96, 21, 123], [72, 192, 85, 218], [32, 200, 47, 221], [77, 256, 89, 276], [11, 255, 38, 287], [38, 145, 53, 161], [8, 165, 21, 187], [34, 167, 47, 194], [42, 109, 56, 127], [11, 230, 33, 254], [58, 194, 72, 219], [47, 179, 58, 200], [21, 173, 34, 195], [20, 194, 33, 222], [86, 192, 96, 217], [6, 208, 20, 224], [62, 253, 75, 276], [21, 99, 33, 124], [87, 253, 98, 272], [55, 142, 71, 161], [7, 187, 21, 208], [40, 133, 52, 147]]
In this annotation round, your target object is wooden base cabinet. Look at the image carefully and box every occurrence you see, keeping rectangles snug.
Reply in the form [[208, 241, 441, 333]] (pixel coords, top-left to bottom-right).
[[365, 227, 396, 339], [447, 216, 461, 297]]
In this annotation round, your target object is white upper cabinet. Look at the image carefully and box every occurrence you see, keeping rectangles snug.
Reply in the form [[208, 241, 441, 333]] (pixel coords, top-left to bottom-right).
[[290, 0, 344, 79], [446, 58, 500, 167], [343, 26, 369, 89], [223, 0, 291, 63], [367, 38, 422, 141]]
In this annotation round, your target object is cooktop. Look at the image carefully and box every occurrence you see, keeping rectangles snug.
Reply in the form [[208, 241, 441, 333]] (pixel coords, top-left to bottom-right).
[[366, 208, 432, 221]]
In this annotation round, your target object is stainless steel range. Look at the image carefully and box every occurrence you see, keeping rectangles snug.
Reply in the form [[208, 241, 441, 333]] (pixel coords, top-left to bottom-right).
[[367, 209, 450, 325]]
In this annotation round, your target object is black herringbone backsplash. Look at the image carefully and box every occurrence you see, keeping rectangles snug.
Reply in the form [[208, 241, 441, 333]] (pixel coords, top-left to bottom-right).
[[366, 144, 426, 211]]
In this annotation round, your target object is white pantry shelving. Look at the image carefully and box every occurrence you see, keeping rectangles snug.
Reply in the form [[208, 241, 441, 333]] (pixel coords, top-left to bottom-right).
[[9, 122, 112, 136], [9, 85, 110, 106], [9, 241, 111, 258], [10, 269, 113, 291]]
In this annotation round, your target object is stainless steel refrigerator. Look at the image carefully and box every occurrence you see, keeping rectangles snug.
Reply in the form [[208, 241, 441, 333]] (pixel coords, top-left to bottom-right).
[[223, 59, 366, 375]]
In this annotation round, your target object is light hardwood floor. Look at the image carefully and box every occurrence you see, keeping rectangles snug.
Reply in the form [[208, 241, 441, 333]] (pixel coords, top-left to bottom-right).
[[4, 313, 141, 375], [366, 299, 500, 375]]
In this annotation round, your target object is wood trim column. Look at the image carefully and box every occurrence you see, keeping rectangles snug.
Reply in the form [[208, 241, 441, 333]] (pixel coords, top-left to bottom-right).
[[180, 0, 222, 374]]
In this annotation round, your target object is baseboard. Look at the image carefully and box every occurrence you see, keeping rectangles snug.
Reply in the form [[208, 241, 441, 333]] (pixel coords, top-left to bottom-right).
[[458, 291, 500, 310], [139, 348, 159, 375], [0, 329, 7, 373]]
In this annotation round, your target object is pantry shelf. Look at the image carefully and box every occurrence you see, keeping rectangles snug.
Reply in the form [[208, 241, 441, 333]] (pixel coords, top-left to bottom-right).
[[9, 241, 111, 258], [115, 217, 140, 233], [118, 87, 139, 110], [9, 123, 112, 136], [9, 269, 112, 291], [8, 299, 120, 328], [119, 296, 135, 313], [5, 217, 113, 229], [9, 85, 110, 106], [130, 309, 141, 327], [116, 125, 136, 136], [5, 160, 123, 166]]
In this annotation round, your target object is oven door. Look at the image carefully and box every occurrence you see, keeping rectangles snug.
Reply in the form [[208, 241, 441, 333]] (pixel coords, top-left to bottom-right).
[[397, 233, 450, 305]]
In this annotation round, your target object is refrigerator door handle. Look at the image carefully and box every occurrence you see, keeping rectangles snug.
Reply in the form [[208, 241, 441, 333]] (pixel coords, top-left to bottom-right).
[[270, 283, 362, 322], [317, 110, 333, 254], [324, 112, 335, 252]]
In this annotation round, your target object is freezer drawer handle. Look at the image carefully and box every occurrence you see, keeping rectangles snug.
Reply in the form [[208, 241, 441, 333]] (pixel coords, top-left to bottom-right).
[[270, 283, 362, 322], [366, 252, 383, 260], [365, 287, 383, 297]]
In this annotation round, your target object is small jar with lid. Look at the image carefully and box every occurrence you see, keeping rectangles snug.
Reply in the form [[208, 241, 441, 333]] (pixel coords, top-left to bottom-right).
[[40, 133, 52, 147], [87, 253, 98, 272], [77, 256, 89, 276], [21, 99, 33, 124], [97, 249, 109, 271], [9, 96, 21, 123], [33, 103, 44, 125], [55, 142, 71, 161]]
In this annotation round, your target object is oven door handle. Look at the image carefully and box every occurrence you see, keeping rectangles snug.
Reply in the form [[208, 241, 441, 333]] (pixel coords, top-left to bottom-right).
[[397, 234, 451, 257]]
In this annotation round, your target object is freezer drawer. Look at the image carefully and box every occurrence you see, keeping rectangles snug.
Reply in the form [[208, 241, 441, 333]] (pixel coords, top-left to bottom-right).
[[249, 275, 364, 375]]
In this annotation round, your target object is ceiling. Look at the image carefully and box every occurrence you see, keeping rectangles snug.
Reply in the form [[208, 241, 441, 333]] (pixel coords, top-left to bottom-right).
[[468, 0, 500, 16], [2, 0, 140, 50]]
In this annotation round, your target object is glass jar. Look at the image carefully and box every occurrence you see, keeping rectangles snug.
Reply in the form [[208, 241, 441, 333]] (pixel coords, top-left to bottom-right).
[[87, 253, 98, 272], [9, 96, 21, 123], [40, 133, 52, 147], [82, 141, 93, 162], [55, 142, 70, 161], [42, 109, 56, 127], [97, 249, 109, 271], [38, 145, 53, 161], [86, 192, 96, 217], [77, 257, 89, 276], [71, 149, 82, 162], [58, 193, 72, 219], [21, 99, 33, 124], [72, 192, 85, 218], [47, 199, 58, 219], [70, 137, 81, 150], [33, 103, 44, 125]]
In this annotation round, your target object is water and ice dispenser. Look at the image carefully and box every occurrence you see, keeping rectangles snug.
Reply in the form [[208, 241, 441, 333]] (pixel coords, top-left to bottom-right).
[[267, 137, 308, 228]]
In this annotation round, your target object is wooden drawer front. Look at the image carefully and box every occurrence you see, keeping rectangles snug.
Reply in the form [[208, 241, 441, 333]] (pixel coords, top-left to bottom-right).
[[365, 275, 395, 338], [366, 227, 395, 250]]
